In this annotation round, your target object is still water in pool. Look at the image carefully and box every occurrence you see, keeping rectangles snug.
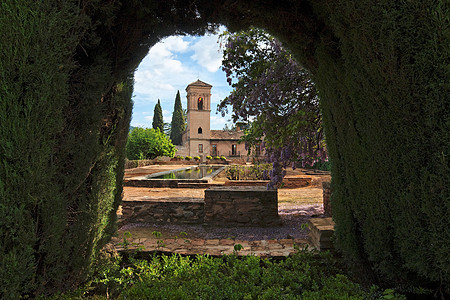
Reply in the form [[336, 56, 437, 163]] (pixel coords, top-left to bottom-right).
[[148, 166, 223, 180]]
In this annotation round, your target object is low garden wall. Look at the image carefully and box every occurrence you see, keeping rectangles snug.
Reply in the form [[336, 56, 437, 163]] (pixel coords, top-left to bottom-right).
[[121, 186, 281, 227], [204, 186, 280, 227], [121, 199, 205, 224], [224, 180, 269, 187]]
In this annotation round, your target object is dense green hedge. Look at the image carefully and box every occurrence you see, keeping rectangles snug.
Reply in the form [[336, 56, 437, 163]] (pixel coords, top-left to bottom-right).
[[0, 1, 212, 297], [0, 2, 77, 297], [0, 1, 133, 297], [311, 1, 449, 289], [205, 0, 449, 292]]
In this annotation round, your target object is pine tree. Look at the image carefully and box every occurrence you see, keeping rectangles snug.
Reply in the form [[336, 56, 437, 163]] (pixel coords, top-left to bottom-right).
[[152, 99, 164, 132], [170, 90, 186, 145]]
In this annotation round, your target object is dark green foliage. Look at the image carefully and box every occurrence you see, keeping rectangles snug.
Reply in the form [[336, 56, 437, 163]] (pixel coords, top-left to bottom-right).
[[85, 250, 395, 299], [152, 99, 164, 132], [170, 90, 185, 145], [206, 0, 449, 292], [0, 1, 79, 297], [126, 127, 176, 160], [1, 1, 132, 297], [309, 1, 449, 290]]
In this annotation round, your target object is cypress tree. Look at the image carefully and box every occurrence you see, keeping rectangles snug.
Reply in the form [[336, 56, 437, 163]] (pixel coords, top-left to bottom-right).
[[152, 99, 164, 132], [170, 90, 186, 145]]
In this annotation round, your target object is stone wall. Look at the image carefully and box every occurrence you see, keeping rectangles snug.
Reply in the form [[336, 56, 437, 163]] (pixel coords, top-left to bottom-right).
[[224, 180, 269, 187], [121, 199, 204, 224], [121, 187, 281, 226], [322, 181, 331, 217], [204, 186, 280, 227]]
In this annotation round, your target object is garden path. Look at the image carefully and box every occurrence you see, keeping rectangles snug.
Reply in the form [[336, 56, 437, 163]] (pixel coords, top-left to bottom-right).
[[113, 165, 330, 257]]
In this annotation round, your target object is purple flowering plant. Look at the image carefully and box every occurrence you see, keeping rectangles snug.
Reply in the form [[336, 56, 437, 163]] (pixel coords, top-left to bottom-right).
[[218, 27, 327, 188]]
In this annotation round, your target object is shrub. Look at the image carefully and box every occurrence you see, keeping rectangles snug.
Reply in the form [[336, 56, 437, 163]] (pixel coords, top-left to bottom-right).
[[194, 156, 200, 161], [206, 155, 212, 160], [304, 159, 331, 172], [126, 127, 176, 160], [213, 156, 221, 160], [313, 1, 450, 290], [0, 2, 133, 297], [185, 156, 192, 161], [83, 250, 407, 299], [176, 155, 184, 160], [248, 163, 272, 180], [225, 165, 245, 180], [219, 155, 227, 161], [125, 159, 139, 169]]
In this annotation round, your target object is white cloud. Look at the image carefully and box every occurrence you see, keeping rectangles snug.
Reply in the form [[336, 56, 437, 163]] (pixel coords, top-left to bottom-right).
[[210, 115, 228, 129], [190, 34, 223, 72], [134, 36, 195, 103]]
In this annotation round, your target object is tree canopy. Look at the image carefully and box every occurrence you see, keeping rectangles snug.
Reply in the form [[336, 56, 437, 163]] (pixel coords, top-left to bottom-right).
[[152, 99, 164, 132], [170, 90, 185, 145], [126, 127, 176, 160], [219, 28, 326, 187]]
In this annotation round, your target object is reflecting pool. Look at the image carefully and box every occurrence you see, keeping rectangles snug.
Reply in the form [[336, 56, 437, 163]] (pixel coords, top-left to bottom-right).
[[146, 166, 223, 180]]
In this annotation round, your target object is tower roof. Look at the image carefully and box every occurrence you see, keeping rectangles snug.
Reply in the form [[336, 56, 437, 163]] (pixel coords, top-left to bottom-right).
[[186, 79, 212, 88]]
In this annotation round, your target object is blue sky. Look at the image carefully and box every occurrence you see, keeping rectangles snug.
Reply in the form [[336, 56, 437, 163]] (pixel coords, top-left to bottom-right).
[[131, 28, 233, 130]]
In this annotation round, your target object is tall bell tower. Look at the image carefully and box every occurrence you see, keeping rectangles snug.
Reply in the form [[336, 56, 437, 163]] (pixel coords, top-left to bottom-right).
[[185, 79, 212, 156]]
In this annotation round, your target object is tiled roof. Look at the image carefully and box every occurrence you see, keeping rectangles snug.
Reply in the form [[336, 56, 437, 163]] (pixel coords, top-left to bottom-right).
[[210, 130, 244, 140], [187, 79, 212, 87]]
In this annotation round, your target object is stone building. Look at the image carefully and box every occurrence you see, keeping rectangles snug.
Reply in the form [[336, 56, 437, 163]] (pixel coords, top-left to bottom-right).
[[179, 79, 251, 159]]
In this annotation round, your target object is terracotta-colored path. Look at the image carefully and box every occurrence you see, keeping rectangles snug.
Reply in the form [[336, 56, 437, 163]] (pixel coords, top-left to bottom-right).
[[114, 165, 329, 257]]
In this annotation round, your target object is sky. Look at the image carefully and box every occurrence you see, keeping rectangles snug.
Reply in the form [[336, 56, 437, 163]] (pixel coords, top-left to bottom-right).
[[131, 27, 233, 130]]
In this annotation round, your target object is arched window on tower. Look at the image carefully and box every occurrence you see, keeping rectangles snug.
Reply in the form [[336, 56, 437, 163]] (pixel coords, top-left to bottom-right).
[[198, 127, 202, 134], [198, 97, 203, 110]]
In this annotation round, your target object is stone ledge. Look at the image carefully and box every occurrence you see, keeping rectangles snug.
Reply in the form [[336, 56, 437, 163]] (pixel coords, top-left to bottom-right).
[[308, 217, 335, 250], [281, 176, 312, 188]]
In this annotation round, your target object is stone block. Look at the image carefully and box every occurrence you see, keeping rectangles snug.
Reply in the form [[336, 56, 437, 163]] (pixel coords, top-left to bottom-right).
[[204, 186, 279, 227], [308, 217, 335, 250]]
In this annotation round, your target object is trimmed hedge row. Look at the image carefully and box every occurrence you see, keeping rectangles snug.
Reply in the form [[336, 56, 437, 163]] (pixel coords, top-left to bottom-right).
[[0, 1, 213, 297], [0, 1, 133, 297], [205, 0, 449, 291], [312, 1, 449, 289]]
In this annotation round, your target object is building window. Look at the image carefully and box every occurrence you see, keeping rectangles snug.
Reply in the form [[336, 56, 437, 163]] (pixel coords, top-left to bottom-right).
[[211, 144, 217, 156], [198, 97, 203, 110], [232, 144, 237, 156], [198, 127, 202, 134], [198, 144, 203, 153]]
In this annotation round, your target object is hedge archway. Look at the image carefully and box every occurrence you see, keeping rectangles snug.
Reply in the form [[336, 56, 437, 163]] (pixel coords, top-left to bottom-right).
[[0, 1, 448, 297]]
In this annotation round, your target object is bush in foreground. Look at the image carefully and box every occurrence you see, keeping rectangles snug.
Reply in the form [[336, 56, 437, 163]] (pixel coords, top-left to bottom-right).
[[52, 249, 410, 299]]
